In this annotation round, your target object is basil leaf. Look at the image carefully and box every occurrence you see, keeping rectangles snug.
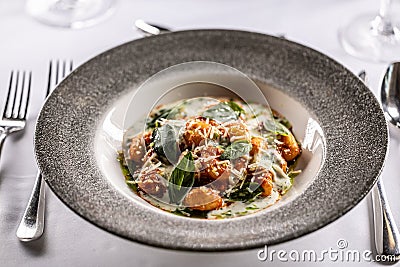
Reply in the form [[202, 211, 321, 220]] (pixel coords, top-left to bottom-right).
[[288, 170, 301, 179], [202, 102, 238, 122], [276, 117, 292, 130], [226, 101, 245, 117], [152, 124, 180, 164], [227, 181, 263, 202], [263, 119, 289, 136], [220, 140, 251, 160], [117, 152, 138, 192], [273, 110, 292, 130], [168, 152, 195, 204], [146, 107, 180, 128]]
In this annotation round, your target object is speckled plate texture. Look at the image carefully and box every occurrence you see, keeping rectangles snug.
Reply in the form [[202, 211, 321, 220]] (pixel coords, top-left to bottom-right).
[[35, 30, 388, 251]]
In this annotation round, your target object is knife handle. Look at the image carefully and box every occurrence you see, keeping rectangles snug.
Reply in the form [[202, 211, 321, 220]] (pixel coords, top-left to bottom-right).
[[372, 178, 400, 258]]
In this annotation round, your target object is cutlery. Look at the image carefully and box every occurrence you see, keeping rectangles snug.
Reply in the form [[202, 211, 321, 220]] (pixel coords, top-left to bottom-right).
[[16, 60, 73, 241], [0, 71, 32, 165], [382, 63, 400, 130], [134, 19, 171, 36], [359, 70, 400, 259], [134, 19, 287, 40]]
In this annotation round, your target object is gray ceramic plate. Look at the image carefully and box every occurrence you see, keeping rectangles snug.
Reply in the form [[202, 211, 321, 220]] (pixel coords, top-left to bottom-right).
[[35, 30, 388, 251]]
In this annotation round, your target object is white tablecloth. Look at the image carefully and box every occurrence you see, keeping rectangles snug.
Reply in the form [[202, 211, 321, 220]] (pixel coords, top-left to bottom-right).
[[1, 0, 400, 266]]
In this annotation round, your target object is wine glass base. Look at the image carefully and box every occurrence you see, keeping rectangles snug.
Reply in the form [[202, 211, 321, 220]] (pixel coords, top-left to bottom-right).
[[339, 13, 400, 63], [26, 0, 115, 29]]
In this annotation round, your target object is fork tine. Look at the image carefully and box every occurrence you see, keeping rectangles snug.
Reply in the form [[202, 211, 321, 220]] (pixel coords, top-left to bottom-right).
[[45, 61, 53, 97], [62, 60, 66, 78], [21, 72, 32, 120], [11, 71, 20, 118], [55, 60, 60, 85], [2, 71, 14, 118], [16, 71, 26, 119], [45, 59, 74, 99]]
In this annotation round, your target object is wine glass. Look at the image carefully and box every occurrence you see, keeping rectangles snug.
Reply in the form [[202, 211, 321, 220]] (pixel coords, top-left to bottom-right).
[[25, 0, 115, 29], [339, 0, 400, 62]]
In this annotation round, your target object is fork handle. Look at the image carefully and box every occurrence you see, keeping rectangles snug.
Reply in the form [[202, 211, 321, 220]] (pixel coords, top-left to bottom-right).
[[372, 178, 400, 258], [16, 171, 45, 241]]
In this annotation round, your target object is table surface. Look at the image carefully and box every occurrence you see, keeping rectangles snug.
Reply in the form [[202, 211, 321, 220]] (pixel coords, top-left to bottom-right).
[[1, 0, 400, 266]]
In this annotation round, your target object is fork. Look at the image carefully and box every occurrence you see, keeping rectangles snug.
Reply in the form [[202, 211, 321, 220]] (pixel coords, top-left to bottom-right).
[[0, 71, 32, 164], [16, 60, 73, 241]]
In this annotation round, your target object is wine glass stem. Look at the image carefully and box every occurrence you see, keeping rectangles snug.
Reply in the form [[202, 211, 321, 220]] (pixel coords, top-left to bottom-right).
[[373, 0, 396, 36]]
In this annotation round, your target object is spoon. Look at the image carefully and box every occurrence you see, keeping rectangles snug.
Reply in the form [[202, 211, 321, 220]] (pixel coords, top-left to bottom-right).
[[360, 69, 400, 259], [382, 63, 400, 130], [134, 19, 171, 36]]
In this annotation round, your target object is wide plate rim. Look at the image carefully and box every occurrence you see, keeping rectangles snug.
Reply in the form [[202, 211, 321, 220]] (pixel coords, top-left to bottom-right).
[[34, 29, 388, 251]]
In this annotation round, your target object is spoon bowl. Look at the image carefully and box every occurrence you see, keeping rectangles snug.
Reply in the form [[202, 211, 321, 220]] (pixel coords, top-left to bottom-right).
[[382, 62, 400, 130]]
